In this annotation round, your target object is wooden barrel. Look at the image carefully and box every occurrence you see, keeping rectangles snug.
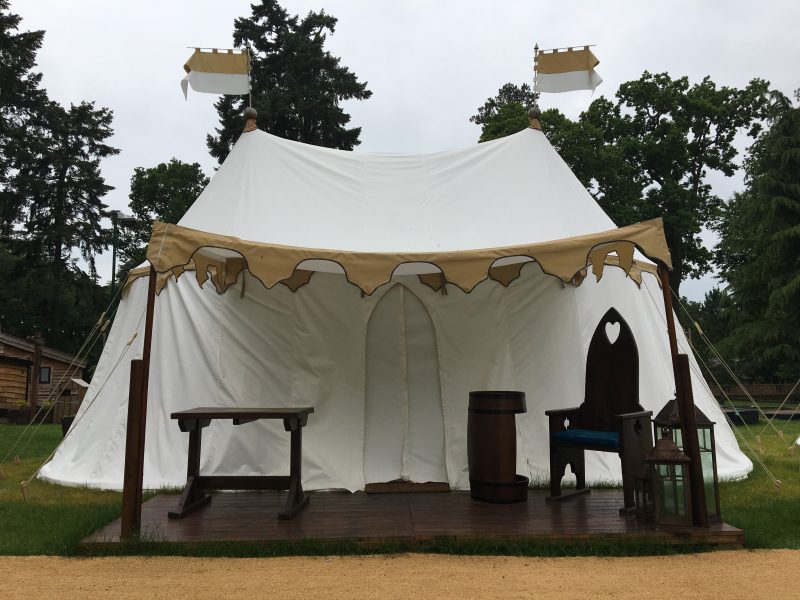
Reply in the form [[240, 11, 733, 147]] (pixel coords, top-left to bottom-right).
[[467, 391, 528, 503]]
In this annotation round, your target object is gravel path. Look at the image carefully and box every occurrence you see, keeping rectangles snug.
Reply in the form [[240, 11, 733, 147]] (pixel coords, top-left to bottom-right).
[[6, 550, 799, 599]]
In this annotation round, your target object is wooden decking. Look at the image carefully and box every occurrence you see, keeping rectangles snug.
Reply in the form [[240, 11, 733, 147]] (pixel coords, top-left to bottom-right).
[[81, 488, 743, 550]]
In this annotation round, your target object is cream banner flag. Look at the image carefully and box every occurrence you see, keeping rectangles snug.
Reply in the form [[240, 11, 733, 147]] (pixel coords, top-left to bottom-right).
[[181, 49, 249, 99], [536, 47, 602, 93]]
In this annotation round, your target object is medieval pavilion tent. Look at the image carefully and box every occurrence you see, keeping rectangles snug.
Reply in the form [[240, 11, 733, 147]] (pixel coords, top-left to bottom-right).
[[40, 120, 752, 491]]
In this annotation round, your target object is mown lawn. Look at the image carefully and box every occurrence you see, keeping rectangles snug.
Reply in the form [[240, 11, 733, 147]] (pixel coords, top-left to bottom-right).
[[0, 424, 122, 555], [0, 420, 798, 555], [720, 420, 800, 548]]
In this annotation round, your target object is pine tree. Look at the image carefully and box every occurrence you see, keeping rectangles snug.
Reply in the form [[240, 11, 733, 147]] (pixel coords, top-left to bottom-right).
[[0, 0, 46, 239], [19, 100, 118, 276], [0, 3, 114, 360], [207, 0, 372, 163], [717, 93, 800, 380]]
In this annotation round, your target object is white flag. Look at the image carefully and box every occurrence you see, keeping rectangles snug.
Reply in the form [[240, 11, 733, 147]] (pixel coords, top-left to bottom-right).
[[181, 49, 249, 99], [536, 47, 602, 94]]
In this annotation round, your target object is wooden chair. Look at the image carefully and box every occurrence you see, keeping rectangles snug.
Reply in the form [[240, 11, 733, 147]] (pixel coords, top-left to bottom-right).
[[545, 307, 653, 511]]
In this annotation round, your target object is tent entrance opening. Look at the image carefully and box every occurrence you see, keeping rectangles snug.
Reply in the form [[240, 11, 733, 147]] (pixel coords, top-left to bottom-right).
[[363, 285, 448, 487]]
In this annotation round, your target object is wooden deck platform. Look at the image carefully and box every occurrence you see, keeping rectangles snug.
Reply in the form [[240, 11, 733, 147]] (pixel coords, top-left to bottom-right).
[[81, 489, 743, 550]]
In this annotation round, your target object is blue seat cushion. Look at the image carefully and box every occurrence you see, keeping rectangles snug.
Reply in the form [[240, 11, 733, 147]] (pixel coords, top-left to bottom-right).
[[552, 428, 620, 450]]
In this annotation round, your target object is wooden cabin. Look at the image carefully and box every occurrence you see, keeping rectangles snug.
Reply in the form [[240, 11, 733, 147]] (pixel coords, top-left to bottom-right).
[[0, 331, 88, 420]]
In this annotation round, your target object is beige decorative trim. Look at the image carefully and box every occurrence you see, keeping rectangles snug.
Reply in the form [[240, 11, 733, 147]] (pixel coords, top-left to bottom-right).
[[126, 253, 662, 296], [122, 262, 316, 296], [536, 47, 599, 74], [418, 273, 446, 293], [141, 219, 672, 296], [184, 49, 249, 75], [279, 269, 314, 292]]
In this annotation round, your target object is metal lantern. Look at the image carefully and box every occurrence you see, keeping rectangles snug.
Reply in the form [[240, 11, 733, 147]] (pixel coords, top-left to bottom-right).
[[635, 427, 692, 528], [654, 400, 721, 522]]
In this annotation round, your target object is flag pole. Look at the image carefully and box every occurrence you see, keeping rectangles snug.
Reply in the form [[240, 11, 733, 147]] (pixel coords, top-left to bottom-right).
[[246, 47, 252, 109], [529, 43, 542, 130]]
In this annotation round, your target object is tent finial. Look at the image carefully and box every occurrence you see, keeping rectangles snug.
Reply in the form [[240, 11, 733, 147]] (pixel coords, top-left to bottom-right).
[[243, 107, 258, 132], [528, 104, 542, 131]]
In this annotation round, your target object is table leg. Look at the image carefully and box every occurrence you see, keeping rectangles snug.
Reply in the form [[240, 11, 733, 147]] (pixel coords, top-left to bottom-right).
[[169, 420, 212, 519], [279, 418, 310, 519]]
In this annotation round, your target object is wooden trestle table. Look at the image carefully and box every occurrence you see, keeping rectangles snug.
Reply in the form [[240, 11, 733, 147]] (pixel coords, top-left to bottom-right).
[[168, 407, 314, 520]]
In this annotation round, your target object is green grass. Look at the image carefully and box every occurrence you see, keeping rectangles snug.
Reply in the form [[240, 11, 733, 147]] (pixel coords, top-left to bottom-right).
[[0, 424, 122, 555], [1, 420, 798, 556], [719, 420, 800, 548], [83, 537, 717, 558]]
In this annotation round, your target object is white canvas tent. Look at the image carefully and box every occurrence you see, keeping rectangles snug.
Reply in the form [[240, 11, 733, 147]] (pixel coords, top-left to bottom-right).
[[40, 123, 752, 491]]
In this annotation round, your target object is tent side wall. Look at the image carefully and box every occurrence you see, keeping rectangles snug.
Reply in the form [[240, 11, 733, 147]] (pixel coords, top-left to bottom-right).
[[40, 265, 751, 491]]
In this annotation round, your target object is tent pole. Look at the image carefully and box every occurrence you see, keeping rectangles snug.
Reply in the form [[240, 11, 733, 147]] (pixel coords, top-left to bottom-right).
[[657, 263, 708, 527], [121, 265, 157, 538], [140, 265, 157, 421], [657, 264, 680, 362], [121, 359, 144, 538]]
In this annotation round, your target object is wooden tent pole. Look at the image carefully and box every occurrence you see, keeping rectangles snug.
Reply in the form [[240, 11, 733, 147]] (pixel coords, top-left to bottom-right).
[[657, 265, 680, 363], [657, 263, 708, 527], [121, 265, 157, 538], [140, 265, 157, 420]]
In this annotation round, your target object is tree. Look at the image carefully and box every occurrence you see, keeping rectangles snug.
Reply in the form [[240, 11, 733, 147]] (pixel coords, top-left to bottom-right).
[[0, 247, 107, 357], [0, 0, 46, 239], [0, 3, 115, 362], [208, 0, 372, 163], [677, 287, 736, 384], [18, 100, 118, 276], [472, 74, 773, 296], [476, 102, 528, 143], [602, 73, 771, 294], [470, 82, 535, 142], [716, 93, 800, 380], [117, 159, 209, 275]]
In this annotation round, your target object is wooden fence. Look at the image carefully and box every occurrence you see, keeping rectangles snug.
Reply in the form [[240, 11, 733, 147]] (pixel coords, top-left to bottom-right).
[[52, 395, 82, 423], [709, 383, 799, 402]]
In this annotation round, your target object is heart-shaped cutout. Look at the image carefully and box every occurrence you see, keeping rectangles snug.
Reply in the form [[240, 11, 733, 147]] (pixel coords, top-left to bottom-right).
[[605, 321, 620, 344]]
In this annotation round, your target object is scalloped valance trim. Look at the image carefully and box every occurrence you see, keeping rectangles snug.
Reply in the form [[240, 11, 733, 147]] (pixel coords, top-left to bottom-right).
[[141, 218, 672, 296]]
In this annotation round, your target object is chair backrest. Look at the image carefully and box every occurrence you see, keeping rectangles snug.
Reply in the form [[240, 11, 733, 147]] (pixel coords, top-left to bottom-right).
[[578, 307, 642, 431]]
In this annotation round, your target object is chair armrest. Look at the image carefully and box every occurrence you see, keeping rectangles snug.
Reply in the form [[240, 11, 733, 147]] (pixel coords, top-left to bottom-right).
[[545, 407, 581, 417], [545, 407, 580, 434], [618, 411, 654, 456], [615, 410, 652, 421]]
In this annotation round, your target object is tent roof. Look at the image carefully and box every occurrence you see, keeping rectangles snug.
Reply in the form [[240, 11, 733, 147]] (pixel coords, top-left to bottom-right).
[[142, 126, 671, 295], [179, 127, 621, 252]]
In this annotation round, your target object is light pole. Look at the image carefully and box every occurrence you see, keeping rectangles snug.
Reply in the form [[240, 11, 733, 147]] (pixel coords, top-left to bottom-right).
[[110, 210, 139, 300]]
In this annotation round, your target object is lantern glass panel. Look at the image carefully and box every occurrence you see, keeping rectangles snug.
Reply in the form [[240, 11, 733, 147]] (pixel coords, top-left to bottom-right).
[[657, 424, 719, 518], [698, 427, 712, 451], [702, 448, 718, 515], [653, 463, 689, 525]]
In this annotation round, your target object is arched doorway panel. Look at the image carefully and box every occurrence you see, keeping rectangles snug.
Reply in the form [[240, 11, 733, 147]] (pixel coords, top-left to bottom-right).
[[364, 285, 447, 484]]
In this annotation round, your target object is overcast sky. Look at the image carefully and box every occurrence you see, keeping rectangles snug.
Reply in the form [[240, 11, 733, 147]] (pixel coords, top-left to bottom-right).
[[13, 0, 800, 300]]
